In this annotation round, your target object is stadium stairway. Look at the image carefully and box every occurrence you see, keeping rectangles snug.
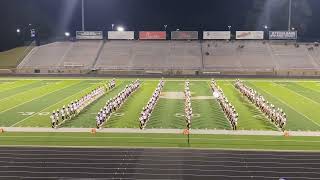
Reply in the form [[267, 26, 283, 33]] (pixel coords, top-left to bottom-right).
[[91, 40, 106, 69]]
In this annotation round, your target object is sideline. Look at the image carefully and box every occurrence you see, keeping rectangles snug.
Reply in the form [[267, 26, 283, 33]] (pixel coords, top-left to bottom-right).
[[1, 127, 320, 136]]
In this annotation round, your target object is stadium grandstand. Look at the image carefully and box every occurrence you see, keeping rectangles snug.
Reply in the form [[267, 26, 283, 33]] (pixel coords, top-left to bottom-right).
[[12, 32, 320, 77]]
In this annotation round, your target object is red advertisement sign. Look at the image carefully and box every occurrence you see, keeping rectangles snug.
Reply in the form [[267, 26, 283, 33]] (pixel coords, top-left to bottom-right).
[[139, 31, 166, 40]]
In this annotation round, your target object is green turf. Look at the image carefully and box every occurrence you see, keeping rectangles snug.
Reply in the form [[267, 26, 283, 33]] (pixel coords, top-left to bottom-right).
[[248, 81, 320, 131], [63, 80, 130, 128], [218, 81, 277, 131], [0, 80, 62, 113], [14, 80, 103, 127], [0, 80, 89, 126], [0, 78, 320, 133], [0, 132, 320, 151], [0, 80, 38, 94], [147, 81, 185, 129], [106, 81, 158, 128], [190, 81, 231, 130]]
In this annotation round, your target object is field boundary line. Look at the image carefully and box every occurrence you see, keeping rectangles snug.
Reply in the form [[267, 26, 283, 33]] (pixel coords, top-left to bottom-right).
[[11, 81, 102, 127], [0, 80, 47, 103], [2, 127, 320, 136], [226, 81, 277, 131], [59, 80, 125, 128], [274, 82, 320, 106], [295, 82, 320, 94], [0, 80, 36, 94], [254, 83, 320, 128], [0, 81, 82, 115]]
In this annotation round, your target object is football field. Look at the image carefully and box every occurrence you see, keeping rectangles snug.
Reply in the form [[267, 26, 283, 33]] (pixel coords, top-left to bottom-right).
[[0, 77, 320, 132]]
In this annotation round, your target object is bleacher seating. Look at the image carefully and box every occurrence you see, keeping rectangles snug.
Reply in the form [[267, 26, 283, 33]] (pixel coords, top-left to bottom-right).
[[17, 40, 320, 73], [95, 40, 202, 70], [18, 41, 102, 69], [203, 41, 275, 71], [270, 44, 318, 70]]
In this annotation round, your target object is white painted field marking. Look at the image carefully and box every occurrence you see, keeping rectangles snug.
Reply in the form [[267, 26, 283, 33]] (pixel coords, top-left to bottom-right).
[[274, 82, 320, 106], [0, 81, 48, 103], [253, 115, 263, 119], [11, 81, 99, 127], [257, 83, 320, 128], [160, 92, 184, 99], [114, 113, 125, 117], [175, 113, 200, 118], [18, 112, 35, 116], [1, 81, 83, 125], [192, 96, 214, 100], [0, 84, 63, 111], [17, 112, 50, 116]]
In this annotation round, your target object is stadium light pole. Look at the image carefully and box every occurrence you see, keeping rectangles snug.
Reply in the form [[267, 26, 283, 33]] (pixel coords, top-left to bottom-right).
[[82, 0, 85, 31], [288, 0, 292, 31]]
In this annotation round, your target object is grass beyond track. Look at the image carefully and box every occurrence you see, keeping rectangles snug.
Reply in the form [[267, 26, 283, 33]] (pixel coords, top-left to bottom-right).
[[0, 78, 320, 132], [0, 132, 320, 151], [0, 46, 31, 68]]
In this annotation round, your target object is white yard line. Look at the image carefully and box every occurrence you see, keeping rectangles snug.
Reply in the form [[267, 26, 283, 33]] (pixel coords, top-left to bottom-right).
[[229, 81, 279, 131], [11, 81, 99, 127], [255, 83, 320, 128], [0, 81, 46, 103], [0, 81, 81, 115], [274, 82, 320, 106]]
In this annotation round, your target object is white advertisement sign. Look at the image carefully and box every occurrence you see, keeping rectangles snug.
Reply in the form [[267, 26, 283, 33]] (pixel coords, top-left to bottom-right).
[[236, 31, 264, 40], [269, 31, 297, 40], [203, 31, 231, 40], [107, 31, 134, 40], [76, 31, 103, 40]]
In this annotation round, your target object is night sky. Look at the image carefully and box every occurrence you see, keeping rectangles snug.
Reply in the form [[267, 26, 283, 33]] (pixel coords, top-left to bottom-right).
[[1, 0, 320, 51]]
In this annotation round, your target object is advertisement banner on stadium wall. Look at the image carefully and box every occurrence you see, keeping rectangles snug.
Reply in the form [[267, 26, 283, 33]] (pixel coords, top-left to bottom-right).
[[139, 31, 166, 40], [236, 31, 264, 39], [269, 31, 297, 40], [171, 31, 198, 40], [107, 31, 134, 40], [76, 31, 103, 40], [203, 31, 231, 39]]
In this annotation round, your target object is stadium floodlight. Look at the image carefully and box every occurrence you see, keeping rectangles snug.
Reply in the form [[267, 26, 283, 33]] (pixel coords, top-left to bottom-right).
[[16, 29, 21, 33], [117, 26, 125, 32], [65, 32, 70, 37], [264, 25, 268, 30]]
